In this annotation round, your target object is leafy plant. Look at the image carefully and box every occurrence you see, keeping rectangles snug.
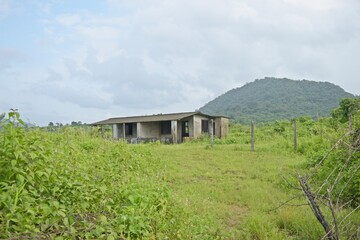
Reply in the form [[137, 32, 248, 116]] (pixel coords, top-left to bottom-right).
[[0, 111, 179, 239]]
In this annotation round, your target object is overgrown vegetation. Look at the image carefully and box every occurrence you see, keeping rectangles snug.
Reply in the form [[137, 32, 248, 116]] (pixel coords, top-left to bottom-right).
[[0, 112, 182, 239], [1, 98, 359, 239]]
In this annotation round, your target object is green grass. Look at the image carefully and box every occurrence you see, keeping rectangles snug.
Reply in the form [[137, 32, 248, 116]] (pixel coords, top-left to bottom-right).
[[142, 144, 323, 239], [2, 112, 359, 239]]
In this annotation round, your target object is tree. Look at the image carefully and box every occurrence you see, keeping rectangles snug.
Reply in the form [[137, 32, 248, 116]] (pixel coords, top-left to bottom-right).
[[331, 97, 360, 132]]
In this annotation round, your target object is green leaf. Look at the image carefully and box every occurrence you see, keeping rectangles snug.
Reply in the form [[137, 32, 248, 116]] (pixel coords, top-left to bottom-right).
[[57, 210, 66, 218], [11, 160, 17, 167], [18, 118, 25, 126], [16, 174, 25, 185], [99, 215, 107, 223]]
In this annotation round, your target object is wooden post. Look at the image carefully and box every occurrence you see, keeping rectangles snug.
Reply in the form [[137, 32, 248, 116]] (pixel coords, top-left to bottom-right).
[[293, 119, 297, 151], [299, 176, 337, 240], [210, 119, 214, 147], [251, 121, 254, 152]]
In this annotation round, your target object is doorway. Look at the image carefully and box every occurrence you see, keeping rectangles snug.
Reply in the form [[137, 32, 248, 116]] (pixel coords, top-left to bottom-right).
[[181, 121, 189, 139]]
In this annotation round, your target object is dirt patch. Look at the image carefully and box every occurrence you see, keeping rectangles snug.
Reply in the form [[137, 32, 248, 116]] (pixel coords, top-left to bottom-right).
[[224, 204, 248, 230]]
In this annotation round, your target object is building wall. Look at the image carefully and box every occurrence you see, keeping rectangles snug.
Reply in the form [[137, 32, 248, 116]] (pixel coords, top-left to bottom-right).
[[177, 120, 182, 143], [139, 122, 174, 143], [113, 123, 137, 140], [215, 117, 229, 138], [179, 116, 194, 141], [138, 122, 161, 138], [193, 115, 211, 138], [111, 115, 229, 143]]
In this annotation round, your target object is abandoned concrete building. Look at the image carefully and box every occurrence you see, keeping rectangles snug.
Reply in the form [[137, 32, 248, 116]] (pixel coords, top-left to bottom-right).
[[92, 112, 229, 143]]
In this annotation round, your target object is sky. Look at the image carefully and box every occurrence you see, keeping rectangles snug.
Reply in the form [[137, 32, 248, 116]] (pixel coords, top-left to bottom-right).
[[1, 0, 360, 126]]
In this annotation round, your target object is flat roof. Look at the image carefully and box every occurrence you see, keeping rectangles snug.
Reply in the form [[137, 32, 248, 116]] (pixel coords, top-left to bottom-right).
[[91, 111, 227, 125]]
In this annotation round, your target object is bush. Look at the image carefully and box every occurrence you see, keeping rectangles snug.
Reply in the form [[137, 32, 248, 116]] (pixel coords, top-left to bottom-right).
[[0, 112, 180, 239]]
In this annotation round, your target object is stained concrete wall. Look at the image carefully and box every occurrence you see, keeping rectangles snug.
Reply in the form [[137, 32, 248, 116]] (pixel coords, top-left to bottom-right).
[[138, 122, 161, 138], [179, 116, 194, 140], [112, 123, 137, 140], [193, 115, 211, 138], [177, 120, 182, 143], [111, 114, 229, 143], [215, 117, 229, 138], [193, 116, 229, 139]]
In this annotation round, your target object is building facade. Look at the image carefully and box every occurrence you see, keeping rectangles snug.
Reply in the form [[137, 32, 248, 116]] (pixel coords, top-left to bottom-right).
[[92, 112, 229, 143]]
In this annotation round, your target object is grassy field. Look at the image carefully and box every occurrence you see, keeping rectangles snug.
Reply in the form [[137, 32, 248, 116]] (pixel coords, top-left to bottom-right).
[[1, 113, 359, 239], [143, 143, 323, 239]]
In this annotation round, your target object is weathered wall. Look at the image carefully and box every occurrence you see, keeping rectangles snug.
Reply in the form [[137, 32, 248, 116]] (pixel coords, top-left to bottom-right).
[[180, 116, 194, 139], [138, 122, 161, 138], [193, 115, 210, 138], [113, 123, 137, 140], [111, 115, 229, 142], [177, 120, 182, 142], [215, 117, 229, 138]]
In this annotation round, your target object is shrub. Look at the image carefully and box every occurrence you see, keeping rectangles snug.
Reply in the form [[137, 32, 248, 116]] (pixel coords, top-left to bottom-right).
[[0, 112, 179, 239]]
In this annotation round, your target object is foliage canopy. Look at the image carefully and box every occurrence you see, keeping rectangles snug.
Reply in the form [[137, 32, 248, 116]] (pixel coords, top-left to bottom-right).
[[200, 77, 354, 124]]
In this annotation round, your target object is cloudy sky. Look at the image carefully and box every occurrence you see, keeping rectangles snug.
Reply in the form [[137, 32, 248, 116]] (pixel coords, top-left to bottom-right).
[[1, 0, 359, 125]]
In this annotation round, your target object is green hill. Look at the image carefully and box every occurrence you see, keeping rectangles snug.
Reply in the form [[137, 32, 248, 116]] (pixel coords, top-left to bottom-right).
[[200, 77, 354, 124]]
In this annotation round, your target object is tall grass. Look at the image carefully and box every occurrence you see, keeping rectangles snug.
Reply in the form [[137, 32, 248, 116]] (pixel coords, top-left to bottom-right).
[[1, 112, 358, 239]]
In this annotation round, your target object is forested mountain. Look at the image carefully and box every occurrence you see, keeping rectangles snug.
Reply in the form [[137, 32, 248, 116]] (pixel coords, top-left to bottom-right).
[[200, 77, 355, 124]]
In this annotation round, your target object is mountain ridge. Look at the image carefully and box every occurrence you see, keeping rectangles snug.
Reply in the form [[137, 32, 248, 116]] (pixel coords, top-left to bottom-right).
[[199, 77, 354, 124]]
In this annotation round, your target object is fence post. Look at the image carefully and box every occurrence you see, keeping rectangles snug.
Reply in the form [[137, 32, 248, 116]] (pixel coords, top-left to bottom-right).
[[293, 119, 297, 151], [251, 121, 255, 152], [210, 119, 214, 147]]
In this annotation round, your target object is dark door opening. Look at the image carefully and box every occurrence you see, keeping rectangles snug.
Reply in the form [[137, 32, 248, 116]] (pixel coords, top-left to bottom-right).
[[182, 121, 189, 139]]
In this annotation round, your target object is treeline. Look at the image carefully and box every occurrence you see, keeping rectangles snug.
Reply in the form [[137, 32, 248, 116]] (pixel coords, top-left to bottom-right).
[[0, 114, 87, 129], [47, 121, 87, 128]]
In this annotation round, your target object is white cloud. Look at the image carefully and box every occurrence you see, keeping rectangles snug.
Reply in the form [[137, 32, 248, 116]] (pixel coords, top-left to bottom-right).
[[1, 0, 360, 125], [0, 48, 26, 71], [0, 0, 10, 14], [283, 0, 340, 11], [76, 26, 124, 62], [56, 14, 82, 26]]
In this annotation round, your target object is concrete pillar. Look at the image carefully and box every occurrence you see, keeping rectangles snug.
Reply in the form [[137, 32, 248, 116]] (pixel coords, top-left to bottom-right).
[[171, 120, 178, 144], [112, 124, 119, 140], [209, 119, 214, 147], [137, 122, 142, 139], [215, 118, 220, 138], [122, 123, 126, 140]]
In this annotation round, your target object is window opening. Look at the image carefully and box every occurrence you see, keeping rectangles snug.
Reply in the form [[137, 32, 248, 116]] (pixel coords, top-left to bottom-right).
[[201, 120, 209, 133], [161, 121, 171, 135], [125, 123, 133, 135]]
